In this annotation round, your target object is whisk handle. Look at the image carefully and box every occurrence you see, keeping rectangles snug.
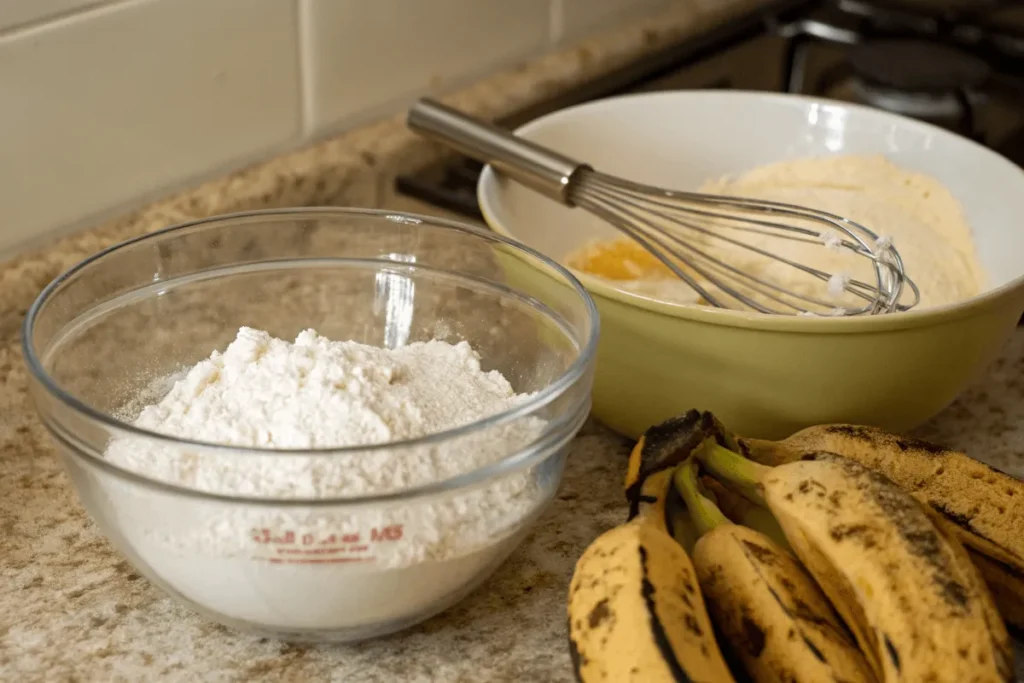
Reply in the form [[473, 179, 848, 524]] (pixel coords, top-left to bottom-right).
[[407, 98, 587, 205]]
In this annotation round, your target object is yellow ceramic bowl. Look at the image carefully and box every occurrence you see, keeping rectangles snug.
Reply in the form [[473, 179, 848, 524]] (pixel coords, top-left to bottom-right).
[[478, 91, 1024, 439]]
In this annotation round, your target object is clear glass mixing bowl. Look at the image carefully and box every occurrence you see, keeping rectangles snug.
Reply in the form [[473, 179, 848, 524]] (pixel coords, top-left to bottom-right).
[[22, 208, 598, 643]]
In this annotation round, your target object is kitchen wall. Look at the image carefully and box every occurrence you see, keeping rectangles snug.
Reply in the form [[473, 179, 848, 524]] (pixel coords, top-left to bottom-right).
[[0, 0, 699, 256]]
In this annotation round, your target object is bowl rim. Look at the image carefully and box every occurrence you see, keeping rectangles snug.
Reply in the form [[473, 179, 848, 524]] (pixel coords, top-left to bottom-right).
[[477, 89, 1024, 333], [22, 207, 600, 504]]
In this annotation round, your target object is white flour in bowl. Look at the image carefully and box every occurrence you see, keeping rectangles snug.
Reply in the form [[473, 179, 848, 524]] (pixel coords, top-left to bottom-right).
[[99, 327, 552, 635]]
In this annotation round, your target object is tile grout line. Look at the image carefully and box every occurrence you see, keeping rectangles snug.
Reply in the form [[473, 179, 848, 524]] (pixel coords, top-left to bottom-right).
[[0, 0, 141, 41], [296, 0, 318, 139], [548, 0, 565, 46]]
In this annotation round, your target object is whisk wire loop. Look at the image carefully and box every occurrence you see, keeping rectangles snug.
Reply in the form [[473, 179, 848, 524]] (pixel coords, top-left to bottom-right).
[[574, 169, 915, 315], [581, 177, 882, 307], [407, 98, 920, 317]]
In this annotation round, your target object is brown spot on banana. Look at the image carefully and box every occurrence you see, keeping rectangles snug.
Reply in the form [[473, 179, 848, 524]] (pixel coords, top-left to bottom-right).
[[819, 424, 950, 455], [740, 540, 776, 565], [740, 614, 766, 658], [828, 523, 878, 547], [588, 599, 611, 629], [883, 635, 900, 673], [624, 411, 729, 508]]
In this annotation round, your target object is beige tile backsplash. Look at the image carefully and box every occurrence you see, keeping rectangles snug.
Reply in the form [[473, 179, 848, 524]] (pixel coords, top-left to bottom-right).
[[301, 0, 551, 136], [0, 0, 301, 255], [0, 0, 718, 255]]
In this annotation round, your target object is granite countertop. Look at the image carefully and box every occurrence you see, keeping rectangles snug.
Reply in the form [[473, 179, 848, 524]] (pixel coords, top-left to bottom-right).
[[2, 1, 1023, 680]]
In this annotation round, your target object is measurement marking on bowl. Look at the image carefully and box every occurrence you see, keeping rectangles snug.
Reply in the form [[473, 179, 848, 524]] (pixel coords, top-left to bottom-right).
[[263, 558, 376, 565], [249, 524, 405, 564]]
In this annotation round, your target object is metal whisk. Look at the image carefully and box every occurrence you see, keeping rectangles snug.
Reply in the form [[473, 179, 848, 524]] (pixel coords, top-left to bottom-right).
[[407, 98, 919, 316]]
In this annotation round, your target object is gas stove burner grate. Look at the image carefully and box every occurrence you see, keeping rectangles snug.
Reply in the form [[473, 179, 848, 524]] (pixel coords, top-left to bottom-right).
[[396, 0, 1024, 217], [779, 3, 1024, 139], [848, 39, 991, 92], [841, 0, 1003, 16], [803, 39, 996, 138]]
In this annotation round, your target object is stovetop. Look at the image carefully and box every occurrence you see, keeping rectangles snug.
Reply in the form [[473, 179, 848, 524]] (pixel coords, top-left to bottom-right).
[[396, 0, 1024, 219]]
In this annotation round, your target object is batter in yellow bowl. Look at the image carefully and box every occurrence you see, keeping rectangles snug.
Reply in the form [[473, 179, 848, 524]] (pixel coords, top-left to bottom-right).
[[567, 155, 987, 311]]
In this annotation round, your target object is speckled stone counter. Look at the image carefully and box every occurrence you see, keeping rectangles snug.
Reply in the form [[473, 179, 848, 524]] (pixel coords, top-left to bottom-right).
[[2, 1, 1023, 680], [4, 334, 1022, 682]]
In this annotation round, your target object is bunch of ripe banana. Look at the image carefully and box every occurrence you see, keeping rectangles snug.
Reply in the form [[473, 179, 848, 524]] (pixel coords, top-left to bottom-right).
[[567, 410, 1021, 683]]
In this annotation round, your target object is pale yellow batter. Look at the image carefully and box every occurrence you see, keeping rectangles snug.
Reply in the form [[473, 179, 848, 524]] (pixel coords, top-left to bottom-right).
[[568, 155, 987, 312]]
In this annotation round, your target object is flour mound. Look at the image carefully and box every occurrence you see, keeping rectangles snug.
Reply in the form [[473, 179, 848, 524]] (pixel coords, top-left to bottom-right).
[[132, 326, 526, 449], [105, 328, 545, 498]]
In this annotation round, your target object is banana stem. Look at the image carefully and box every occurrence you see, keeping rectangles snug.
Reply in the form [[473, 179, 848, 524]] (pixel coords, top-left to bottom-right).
[[674, 458, 731, 537], [696, 440, 771, 507]]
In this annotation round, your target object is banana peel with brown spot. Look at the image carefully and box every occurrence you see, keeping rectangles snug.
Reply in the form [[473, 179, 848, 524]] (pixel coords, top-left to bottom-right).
[[624, 410, 738, 518]]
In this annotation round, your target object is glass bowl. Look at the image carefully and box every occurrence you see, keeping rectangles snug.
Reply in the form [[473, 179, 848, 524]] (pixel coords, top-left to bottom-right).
[[22, 208, 599, 643]]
